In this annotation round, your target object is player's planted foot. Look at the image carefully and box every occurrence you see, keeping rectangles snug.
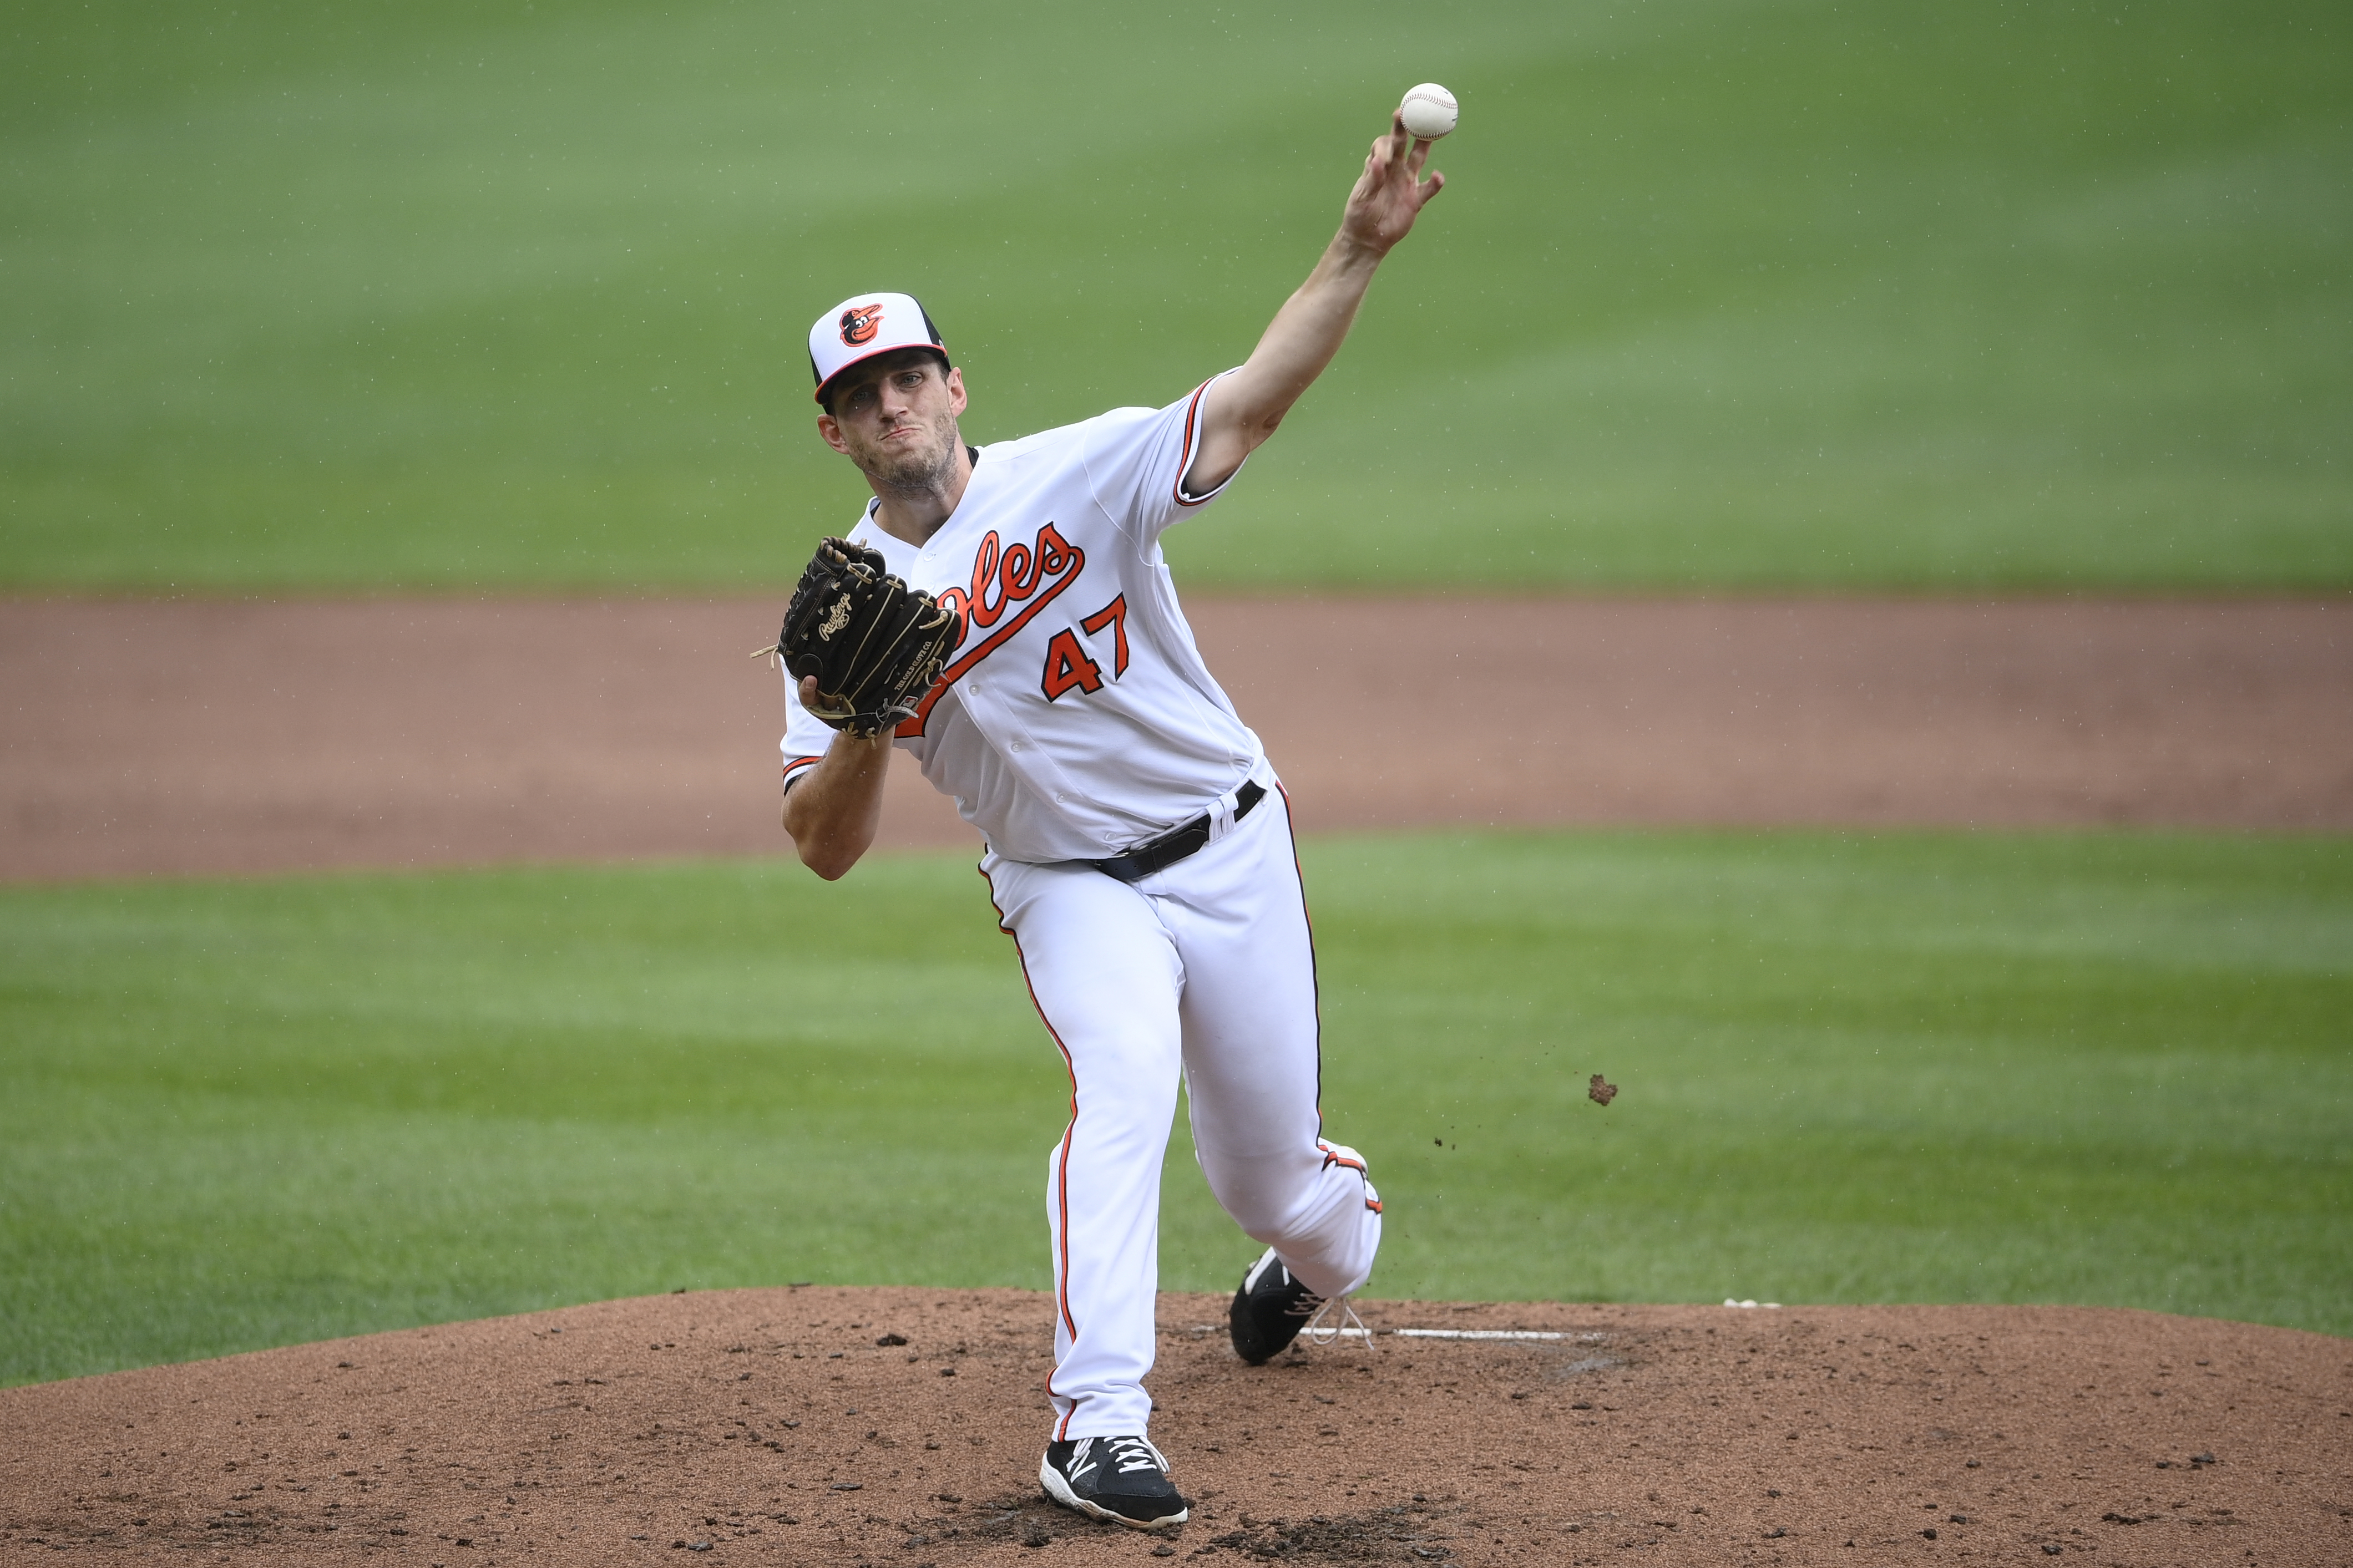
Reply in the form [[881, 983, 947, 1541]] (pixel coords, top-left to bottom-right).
[[1039, 1435, 1191, 1530], [1229, 1246, 1328, 1364]]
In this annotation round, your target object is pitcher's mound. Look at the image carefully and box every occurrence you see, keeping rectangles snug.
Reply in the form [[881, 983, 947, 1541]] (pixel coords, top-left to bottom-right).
[[2, 1288, 2343, 1565]]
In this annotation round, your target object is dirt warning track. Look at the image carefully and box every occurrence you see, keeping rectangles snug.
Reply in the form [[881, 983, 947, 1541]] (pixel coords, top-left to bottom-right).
[[2, 1288, 2345, 1566], [4, 595, 2345, 881]]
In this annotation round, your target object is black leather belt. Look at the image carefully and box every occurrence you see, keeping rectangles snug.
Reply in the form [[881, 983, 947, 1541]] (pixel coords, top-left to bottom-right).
[[1089, 780, 1266, 884]]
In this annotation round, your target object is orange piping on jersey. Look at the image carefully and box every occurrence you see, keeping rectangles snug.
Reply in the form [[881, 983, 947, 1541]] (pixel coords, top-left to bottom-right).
[[1318, 1141, 1380, 1211], [781, 754, 826, 777], [898, 526, 1087, 738], [1317, 1140, 1366, 1175], [1172, 376, 1224, 509]]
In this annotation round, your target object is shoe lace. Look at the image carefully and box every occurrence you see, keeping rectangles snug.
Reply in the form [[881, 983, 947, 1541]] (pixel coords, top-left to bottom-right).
[[1299, 1293, 1373, 1350], [1102, 1435, 1167, 1475]]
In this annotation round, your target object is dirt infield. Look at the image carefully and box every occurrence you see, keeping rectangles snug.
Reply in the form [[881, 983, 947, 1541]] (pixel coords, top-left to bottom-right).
[[4, 595, 2347, 881], [3, 1288, 2346, 1566], [6, 598, 2349, 1562]]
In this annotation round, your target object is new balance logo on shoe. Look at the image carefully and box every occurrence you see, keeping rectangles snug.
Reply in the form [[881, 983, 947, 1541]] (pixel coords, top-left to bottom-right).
[[1039, 1435, 1190, 1530]]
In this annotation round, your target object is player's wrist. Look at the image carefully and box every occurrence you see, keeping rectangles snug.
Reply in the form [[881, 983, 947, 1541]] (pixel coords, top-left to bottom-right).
[[828, 728, 894, 759], [1327, 227, 1389, 268]]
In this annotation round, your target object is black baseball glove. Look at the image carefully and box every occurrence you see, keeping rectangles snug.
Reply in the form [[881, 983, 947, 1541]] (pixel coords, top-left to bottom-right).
[[762, 537, 962, 740]]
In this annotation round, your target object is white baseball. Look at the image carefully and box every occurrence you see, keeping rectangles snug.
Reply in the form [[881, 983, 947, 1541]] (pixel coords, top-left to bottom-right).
[[1399, 83, 1458, 140]]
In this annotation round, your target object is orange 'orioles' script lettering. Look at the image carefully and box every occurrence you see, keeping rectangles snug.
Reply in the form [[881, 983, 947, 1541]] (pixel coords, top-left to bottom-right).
[[898, 522, 1086, 738]]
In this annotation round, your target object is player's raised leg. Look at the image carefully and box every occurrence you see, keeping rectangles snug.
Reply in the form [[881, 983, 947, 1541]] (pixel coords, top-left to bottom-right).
[[1152, 785, 1383, 1359]]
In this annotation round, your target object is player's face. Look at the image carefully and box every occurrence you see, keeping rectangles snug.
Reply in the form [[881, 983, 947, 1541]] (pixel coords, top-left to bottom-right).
[[818, 352, 967, 491]]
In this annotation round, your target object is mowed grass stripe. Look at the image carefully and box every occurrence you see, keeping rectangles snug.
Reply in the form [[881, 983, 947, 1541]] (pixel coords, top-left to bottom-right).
[[2, 0, 2346, 591], [2, 831, 2347, 1387]]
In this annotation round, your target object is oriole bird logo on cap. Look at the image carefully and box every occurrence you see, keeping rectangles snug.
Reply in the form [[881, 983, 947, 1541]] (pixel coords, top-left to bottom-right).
[[839, 303, 887, 347]]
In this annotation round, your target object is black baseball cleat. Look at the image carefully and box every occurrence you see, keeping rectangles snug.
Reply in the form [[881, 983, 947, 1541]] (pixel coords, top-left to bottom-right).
[[1039, 1434, 1191, 1530], [1229, 1246, 1327, 1365]]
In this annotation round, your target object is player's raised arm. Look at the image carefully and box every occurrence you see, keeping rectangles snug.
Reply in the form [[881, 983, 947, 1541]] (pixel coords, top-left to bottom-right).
[[1183, 108, 1447, 497]]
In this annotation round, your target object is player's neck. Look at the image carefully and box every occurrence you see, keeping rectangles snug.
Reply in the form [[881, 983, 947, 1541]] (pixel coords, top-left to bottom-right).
[[866, 442, 975, 548]]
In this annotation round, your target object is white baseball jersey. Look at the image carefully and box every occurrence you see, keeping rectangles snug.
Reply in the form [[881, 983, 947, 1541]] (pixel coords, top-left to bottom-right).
[[779, 375, 1262, 861]]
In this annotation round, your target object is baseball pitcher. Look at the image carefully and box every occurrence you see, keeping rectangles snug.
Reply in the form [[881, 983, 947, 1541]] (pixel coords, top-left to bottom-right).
[[775, 108, 1446, 1531]]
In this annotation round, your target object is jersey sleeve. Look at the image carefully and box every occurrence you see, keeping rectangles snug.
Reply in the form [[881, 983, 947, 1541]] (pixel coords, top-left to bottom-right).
[[1080, 371, 1244, 544], [778, 668, 835, 793]]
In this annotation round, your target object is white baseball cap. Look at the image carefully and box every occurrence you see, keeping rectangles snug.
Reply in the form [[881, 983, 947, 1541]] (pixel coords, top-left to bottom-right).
[[808, 291, 949, 406]]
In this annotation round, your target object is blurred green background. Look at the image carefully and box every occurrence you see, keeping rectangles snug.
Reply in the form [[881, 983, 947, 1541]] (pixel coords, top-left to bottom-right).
[[4, 0, 2347, 591], [5, 832, 2349, 1387], [7, 0, 2349, 1387]]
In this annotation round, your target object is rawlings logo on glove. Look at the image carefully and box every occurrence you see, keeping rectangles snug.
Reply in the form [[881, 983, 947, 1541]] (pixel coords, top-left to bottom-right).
[[757, 537, 963, 740]]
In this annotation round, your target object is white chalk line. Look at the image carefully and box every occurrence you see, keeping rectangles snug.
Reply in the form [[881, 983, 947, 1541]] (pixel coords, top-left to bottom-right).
[[1391, 1328, 1595, 1342], [1186, 1325, 1608, 1342]]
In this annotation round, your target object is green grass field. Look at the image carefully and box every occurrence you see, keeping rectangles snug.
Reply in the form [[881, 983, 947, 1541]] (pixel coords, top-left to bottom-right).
[[4, 830, 2346, 1388], [5, 0, 2347, 592]]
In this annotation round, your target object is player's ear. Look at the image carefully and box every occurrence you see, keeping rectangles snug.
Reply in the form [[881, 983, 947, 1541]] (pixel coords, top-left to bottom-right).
[[816, 411, 852, 455], [944, 365, 967, 417]]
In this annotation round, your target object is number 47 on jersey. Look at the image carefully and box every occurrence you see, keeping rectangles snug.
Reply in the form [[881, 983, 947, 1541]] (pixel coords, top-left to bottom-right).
[[1041, 595, 1130, 702]]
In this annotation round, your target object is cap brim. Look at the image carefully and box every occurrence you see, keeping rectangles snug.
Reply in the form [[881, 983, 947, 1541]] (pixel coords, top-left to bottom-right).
[[814, 344, 951, 405]]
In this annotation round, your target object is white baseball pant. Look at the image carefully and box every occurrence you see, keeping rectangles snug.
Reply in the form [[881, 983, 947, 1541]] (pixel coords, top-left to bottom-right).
[[979, 780, 1383, 1441]]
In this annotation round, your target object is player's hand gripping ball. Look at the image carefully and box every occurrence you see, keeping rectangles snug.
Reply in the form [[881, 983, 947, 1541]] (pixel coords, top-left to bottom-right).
[[1399, 83, 1458, 140], [771, 537, 962, 740]]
